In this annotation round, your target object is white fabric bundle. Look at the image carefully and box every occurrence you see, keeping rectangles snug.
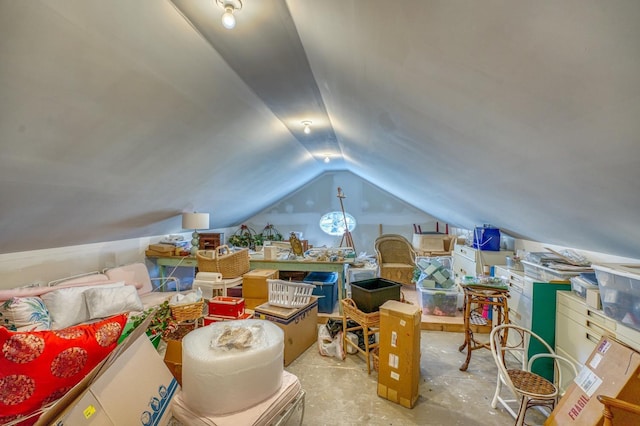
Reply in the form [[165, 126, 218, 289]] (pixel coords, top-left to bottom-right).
[[182, 319, 284, 416], [195, 272, 223, 282]]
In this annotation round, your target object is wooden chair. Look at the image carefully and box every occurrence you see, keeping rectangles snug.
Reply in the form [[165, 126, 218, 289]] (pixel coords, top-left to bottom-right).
[[489, 324, 577, 426], [597, 395, 640, 425], [374, 234, 417, 286]]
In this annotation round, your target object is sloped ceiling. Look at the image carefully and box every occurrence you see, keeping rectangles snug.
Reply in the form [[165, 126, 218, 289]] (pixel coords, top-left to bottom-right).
[[1, 0, 639, 259]]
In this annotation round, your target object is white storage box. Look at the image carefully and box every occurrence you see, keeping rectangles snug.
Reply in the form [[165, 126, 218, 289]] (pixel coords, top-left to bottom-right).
[[593, 263, 640, 331]]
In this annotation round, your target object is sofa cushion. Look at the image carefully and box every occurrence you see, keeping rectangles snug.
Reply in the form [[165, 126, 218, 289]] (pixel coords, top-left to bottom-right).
[[0, 280, 125, 303], [84, 286, 144, 320], [41, 282, 125, 330], [48, 273, 110, 287], [104, 263, 154, 295], [0, 297, 51, 331], [0, 314, 127, 425]]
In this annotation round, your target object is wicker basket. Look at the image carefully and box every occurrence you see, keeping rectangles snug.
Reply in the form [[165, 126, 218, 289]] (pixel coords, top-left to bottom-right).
[[341, 298, 381, 327], [196, 246, 250, 278], [170, 300, 204, 322], [267, 279, 315, 308]]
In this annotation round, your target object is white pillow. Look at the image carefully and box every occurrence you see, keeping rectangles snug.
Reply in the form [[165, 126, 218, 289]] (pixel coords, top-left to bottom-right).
[[84, 286, 144, 320], [41, 282, 124, 329]]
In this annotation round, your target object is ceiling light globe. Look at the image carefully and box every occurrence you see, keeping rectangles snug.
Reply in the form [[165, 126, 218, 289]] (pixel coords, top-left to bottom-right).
[[222, 8, 236, 29], [324, 156, 330, 163], [304, 125, 311, 134]]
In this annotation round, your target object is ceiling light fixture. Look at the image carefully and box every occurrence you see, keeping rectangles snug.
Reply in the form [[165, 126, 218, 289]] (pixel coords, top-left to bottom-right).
[[324, 156, 330, 163], [216, 0, 243, 30], [302, 120, 312, 134]]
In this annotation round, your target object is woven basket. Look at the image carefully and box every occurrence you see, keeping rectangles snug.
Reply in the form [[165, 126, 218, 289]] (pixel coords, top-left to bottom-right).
[[341, 298, 381, 327], [196, 246, 250, 278], [170, 300, 204, 322]]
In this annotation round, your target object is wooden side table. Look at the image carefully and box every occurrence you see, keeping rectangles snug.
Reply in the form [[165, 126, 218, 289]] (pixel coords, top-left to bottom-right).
[[458, 284, 510, 371], [341, 298, 380, 374]]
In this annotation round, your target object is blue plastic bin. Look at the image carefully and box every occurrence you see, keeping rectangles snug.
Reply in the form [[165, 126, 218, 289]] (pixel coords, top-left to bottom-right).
[[304, 272, 338, 313]]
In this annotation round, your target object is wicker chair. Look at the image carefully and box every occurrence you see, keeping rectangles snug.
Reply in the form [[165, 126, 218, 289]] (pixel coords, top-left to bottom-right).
[[374, 234, 417, 286], [489, 324, 577, 426]]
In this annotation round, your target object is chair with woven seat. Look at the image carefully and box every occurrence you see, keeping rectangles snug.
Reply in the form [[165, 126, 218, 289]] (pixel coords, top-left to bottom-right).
[[489, 324, 577, 426], [374, 234, 417, 286]]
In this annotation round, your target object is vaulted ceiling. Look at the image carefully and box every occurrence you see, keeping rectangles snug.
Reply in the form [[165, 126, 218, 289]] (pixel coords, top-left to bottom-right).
[[1, 0, 639, 259]]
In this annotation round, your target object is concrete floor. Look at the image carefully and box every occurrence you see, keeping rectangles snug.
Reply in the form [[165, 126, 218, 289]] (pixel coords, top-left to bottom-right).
[[285, 330, 546, 426]]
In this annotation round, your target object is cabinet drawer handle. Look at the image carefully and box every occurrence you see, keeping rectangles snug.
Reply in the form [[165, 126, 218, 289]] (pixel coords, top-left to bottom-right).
[[587, 310, 607, 324], [586, 332, 601, 344], [586, 319, 608, 334]]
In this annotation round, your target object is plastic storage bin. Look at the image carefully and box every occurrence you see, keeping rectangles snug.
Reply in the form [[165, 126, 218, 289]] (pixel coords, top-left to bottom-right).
[[417, 286, 458, 316], [350, 278, 402, 313], [472, 226, 501, 251], [570, 273, 598, 299], [593, 263, 640, 330], [304, 272, 338, 314], [521, 260, 581, 282]]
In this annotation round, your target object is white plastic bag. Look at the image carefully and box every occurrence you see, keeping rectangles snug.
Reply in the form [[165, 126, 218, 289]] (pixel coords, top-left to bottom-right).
[[317, 325, 345, 359]]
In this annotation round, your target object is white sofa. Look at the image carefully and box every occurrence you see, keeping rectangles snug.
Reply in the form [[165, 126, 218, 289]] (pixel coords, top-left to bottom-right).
[[0, 263, 177, 331]]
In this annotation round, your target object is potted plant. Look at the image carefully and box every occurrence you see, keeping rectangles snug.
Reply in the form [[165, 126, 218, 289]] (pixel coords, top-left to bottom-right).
[[260, 223, 283, 243], [127, 301, 178, 347], [228, 224, 258, 249]]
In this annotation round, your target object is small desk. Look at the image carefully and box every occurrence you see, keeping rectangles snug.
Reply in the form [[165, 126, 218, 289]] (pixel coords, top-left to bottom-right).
[[147, 255, 199, 283], [249, 259, 353, 312], [458, 284, 510, 371]]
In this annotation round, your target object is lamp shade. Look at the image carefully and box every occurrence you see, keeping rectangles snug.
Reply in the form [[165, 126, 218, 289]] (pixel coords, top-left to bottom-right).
[[182, 213, 210, 230]]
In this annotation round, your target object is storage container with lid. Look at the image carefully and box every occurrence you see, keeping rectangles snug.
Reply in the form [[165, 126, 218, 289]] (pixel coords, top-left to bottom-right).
[[593, 263, 640, 331]]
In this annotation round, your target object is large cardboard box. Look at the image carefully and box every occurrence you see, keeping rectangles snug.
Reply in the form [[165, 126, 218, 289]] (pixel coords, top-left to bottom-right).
[[243, 269, 279, 309], [377, 300, 421, 409], [253, 298, 318, 366], [40, 330, 179, 425], [164, 339, 183, 386], [545, 336, 640, 425]]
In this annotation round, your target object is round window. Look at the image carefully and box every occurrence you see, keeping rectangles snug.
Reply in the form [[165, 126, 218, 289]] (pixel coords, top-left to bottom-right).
[[319, 211, 356, 236]]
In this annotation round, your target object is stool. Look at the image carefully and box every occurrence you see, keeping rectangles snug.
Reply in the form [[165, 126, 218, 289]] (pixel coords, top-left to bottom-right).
[[341, 298, 380, 374], [458, 284, 509, 371]]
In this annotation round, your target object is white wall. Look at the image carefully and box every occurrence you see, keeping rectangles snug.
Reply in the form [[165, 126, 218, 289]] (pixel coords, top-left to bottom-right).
[[242, 171, 440, 255]]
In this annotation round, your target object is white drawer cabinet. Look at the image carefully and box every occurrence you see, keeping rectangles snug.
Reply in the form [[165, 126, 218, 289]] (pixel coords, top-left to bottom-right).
[[494, 266, 530, 327], [452, 245, 513, 283], [555, 291, 640, 386], [494, 266, 531, 360]]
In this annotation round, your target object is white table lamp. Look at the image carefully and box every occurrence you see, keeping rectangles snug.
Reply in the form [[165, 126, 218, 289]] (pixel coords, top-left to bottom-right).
[[182, 212, 210, 256]]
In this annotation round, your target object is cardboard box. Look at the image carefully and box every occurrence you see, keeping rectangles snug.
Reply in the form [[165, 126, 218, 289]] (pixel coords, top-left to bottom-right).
[[253, 298, 318, 366], [377, 300, 421, 409], [39, 321, 178, 426], [164, 339, 183, 387], [243, 269, 279, 308], [545, 336, 640, 425]]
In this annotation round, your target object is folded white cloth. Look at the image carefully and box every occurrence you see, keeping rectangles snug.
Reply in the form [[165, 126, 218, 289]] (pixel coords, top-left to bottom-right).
[[171, 371, 301, 426]]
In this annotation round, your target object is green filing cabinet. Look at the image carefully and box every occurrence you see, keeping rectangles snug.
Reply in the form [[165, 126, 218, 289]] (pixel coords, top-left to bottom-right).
[[528, 280, 571, 382]]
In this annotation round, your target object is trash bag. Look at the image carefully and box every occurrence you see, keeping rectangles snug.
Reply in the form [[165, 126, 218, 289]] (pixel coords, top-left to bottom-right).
[[325, 318, 343, 338], [317, 324, 345, 359], [323, 318, 374, 351]]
